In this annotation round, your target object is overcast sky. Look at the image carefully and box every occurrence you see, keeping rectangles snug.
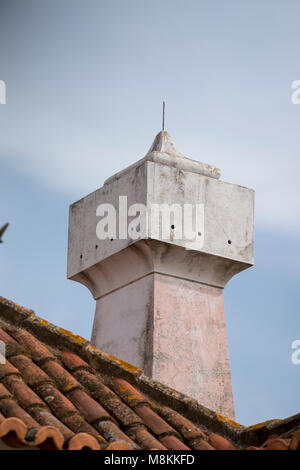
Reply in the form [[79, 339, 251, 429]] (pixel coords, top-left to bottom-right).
[[0, 0, 299, 426]]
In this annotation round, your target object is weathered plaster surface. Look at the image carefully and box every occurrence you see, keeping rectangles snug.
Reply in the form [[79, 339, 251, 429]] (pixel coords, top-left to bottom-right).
[[91, 272, 234, 418], [68, 160, 254, 280], [91, 274, 154, 376], [152, 274, 234, 419]]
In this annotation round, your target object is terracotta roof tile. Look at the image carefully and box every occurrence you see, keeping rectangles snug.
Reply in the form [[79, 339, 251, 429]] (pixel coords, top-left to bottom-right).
[[0, 416, 65, 450], [28, 407, 74, 440], [132, 405, 177, 436], [160, 434, 190, 450], [0, 327, 27, 359], [10, 328, 57, 363], [0, 383, 39, 430], [0, 417, 28, 448], [106, 441, 134, 450], [262, 437, 289, 450], [57, 411, 105, 444], [0, 295, 299, 451], [61, 350, 95, 373], [93, 419, 138, 448], [208, 433, 237, 450], [112, 378, 149, 408], [158, 406, 207, 442], [65, 388, 111, 423], [62, 353, 144, 428], [27, 425, 64, 450], [0, 360, 20, 381], [126, 425, 167, 450], [192, 438, 216, 450], [7, 354, 52, 387], [66, 433, 100, 450], [2, 373, 46, 410], [39, 359, 81, 392], [290, 430, 300, 450]]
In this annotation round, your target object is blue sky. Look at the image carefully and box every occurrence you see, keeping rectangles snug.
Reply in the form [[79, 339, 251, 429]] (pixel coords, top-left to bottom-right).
[[0, 0, 299, 426]]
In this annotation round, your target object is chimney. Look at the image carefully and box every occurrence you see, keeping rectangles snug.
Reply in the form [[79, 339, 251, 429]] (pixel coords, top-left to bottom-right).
[[67, 130, 254, 419]]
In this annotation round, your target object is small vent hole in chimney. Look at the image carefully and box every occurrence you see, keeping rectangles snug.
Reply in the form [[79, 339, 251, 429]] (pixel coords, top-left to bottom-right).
[[171, 225, 175, 229], [80, 254, 83, 259], [95, 245, 98, 249], [228, 240, 232, 245]]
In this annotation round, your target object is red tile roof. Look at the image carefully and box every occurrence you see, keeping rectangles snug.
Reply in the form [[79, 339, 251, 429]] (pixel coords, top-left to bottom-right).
[[0, 296, 299, 451]]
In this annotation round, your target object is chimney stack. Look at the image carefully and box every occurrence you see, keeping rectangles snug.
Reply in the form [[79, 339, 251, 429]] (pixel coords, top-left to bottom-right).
[[67, 131, 254, 419]]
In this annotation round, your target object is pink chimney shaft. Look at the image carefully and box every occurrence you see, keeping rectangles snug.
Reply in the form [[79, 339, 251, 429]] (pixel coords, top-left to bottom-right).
[[67, 131, 254, 419]]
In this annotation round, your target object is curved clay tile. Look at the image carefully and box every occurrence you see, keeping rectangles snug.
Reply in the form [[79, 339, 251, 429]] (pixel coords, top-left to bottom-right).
[[32, 425, 64, 450], [67, 433, 100, 450], [106, 441, 133, 450], [0, 417, 27, 448], [290, 430, 300, 451]]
